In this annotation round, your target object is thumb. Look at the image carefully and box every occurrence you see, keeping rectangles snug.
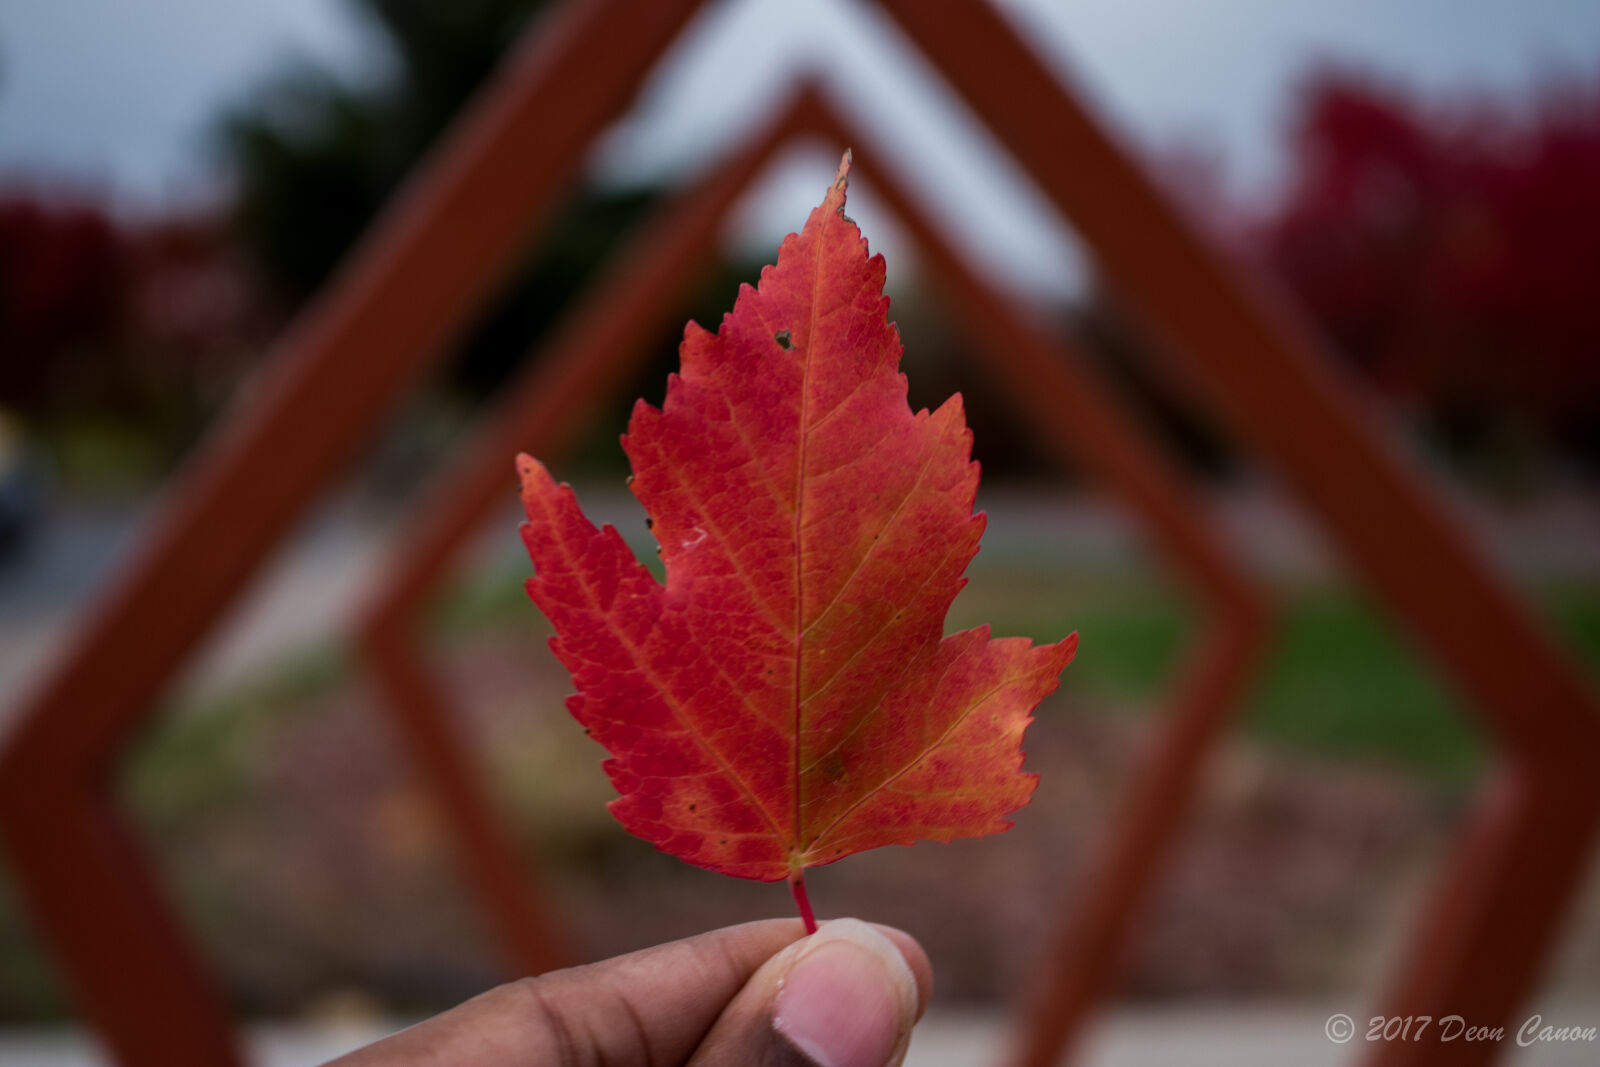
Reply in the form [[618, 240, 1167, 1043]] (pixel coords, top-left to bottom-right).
[[689, 918, 928, 1067]]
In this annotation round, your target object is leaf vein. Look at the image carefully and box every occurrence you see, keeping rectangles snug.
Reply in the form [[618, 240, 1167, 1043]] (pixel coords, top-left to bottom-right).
[[802, 674, 1011, 855], [540, 504, 790, 850]]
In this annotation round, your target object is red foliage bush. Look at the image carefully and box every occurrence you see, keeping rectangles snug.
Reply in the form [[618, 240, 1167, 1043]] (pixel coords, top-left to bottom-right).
[[0, 191, 267, 436], [1259, 68, 1600, 466]]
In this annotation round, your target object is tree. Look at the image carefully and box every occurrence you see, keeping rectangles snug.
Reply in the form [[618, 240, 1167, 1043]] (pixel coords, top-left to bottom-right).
[[215, 0, 664, 398]]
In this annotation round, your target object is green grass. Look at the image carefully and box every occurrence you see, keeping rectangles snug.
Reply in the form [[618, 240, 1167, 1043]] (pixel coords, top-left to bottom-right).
[[123, 647, 344, 822], [412, 565, 1600, 788], [940, 566, 1600, 788], [946, 569, 1195, 703], [125, 566, 1600, 806], [433, 561, 1600, 787], [1243, 592, 1485, 783]]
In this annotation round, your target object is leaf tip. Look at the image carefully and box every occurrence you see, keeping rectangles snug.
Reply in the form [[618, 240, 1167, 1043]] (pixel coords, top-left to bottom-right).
[[1057, 630, 1081, 665], [516, 453, 553, 503]]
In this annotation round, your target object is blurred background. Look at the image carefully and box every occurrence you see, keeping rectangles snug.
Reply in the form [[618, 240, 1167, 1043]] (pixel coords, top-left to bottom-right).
[[2, 0, 1599, 1063]]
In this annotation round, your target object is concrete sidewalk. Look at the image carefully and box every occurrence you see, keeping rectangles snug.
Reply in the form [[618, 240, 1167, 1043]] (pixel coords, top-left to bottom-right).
[[3, 1007, 1596, 1066]]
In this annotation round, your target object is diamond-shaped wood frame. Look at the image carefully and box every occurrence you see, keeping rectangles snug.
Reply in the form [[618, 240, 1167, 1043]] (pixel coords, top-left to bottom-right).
[[2, 3, 1595, 1067], [352, 82, 1271, 1067]]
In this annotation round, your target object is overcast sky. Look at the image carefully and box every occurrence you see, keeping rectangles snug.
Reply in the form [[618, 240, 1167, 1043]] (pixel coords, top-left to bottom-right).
[[4, 0, 1598, 300]]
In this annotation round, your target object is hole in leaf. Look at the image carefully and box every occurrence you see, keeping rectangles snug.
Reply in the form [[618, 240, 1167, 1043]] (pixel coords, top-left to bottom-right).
[[775, 330, 793, 350]]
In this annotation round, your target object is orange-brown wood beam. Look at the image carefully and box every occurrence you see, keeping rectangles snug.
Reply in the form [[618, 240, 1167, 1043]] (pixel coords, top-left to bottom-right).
[[0, 1, 706, 1062], [358, 624, 571, 975], [352, 102, 807, 977], [1360, 767, 1600, 1067], [801, 102, 1271, 1067], [358, 81, 1269, 1067], [878, 3, 1600, 1065], [880, 0, 1599, 756]]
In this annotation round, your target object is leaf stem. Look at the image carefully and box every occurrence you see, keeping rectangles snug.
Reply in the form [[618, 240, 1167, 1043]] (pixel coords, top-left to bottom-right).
[[789, 870, 818, 934]]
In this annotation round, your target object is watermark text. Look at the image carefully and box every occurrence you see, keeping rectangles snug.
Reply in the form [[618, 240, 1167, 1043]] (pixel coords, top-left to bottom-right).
[[1324, 1014, 1596, 1047]]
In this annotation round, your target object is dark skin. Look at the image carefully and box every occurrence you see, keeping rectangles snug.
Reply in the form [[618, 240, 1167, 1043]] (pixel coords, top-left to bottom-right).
[[327, 918, 933, 1067]]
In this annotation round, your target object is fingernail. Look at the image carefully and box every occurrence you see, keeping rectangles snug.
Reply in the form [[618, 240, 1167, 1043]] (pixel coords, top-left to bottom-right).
[[771, 919, 918, 1067]]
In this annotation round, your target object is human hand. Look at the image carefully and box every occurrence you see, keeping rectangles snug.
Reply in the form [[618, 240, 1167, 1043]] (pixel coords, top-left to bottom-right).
[[327, 917, 932, 1066]]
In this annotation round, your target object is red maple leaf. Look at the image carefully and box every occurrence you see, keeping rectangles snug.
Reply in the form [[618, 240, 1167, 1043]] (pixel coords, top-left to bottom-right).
[[518, 152, 1076, 928]]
